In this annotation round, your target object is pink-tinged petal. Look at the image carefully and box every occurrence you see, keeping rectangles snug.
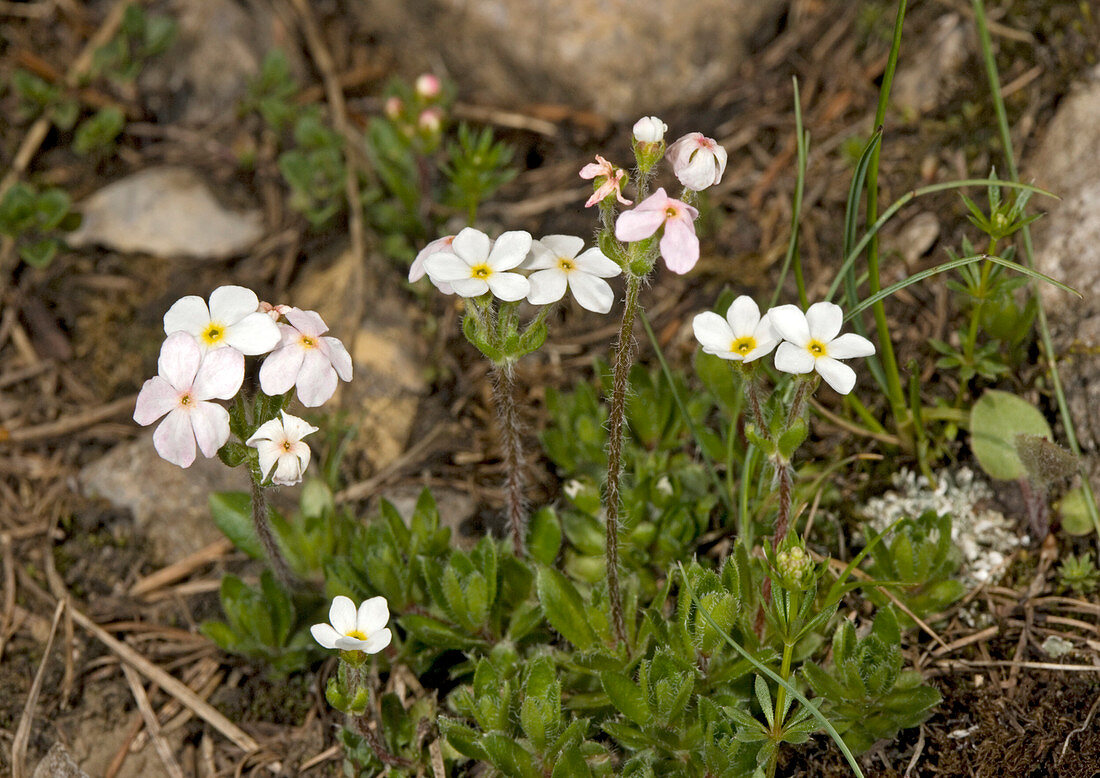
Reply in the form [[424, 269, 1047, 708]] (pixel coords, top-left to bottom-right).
[[152, 408, 196, 468], [827, 332, 876, 359], [285, 308, 328, 336], [775, 342, 816, 374], [259, 343, 305, 396], [815, 357, 857, 394], [272, 450, 305, 485], [574, 247, 621, 277], [579, 155, 613, 180], [224, 312, 281, 355], [333, 635, 373, 651], [296, 350, 338, 407], [666, 133, 703, 169], [157, 332, 202, 390], [585, 179, 618, 208], [767, 305, 810, 346], [329, 595, 357, 634], [615, 202, 667, 242], [805, 302, 843, 342], [411, 236, 455, 282], [163, 295, 209, 337], [362, 628, 392, 654], [449, 277, 490, 298], [357, 596, 390, 634], [692, 312, 734, 354], [726, 296, 761, 337], [424, 252, 474, 282], [191, 402, 230, 458], [527, 269, 568, 305], [539, 234, 585, 262], [281, 411, 320, 441], [487, 272, 530, 302], [208, 286, 260, 325], [677, 152, 720, 191], [451, 227, 491, 264], [659, 218, 699, 274], [134, 376, 180, 425], [568, 273, 614, 314], [322, 337, 352, 381], [310, 623, 341, 649], [192, 347, 244, 400], [487, 230, 533, 271], [252, 438, 283, 482]]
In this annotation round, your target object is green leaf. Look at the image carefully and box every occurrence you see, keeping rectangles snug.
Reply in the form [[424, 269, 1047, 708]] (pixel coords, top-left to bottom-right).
[[18, 238, 58, 268], [599, 672, 652, 727], [970, 390, 1052, 480], [480, 732, 538, 778], [209, 491, 262, 558], [1058, 488, 1094, 536], [528, 507, 562, 566], [399, 613, 480, 650], [536, 566, 598, 650]]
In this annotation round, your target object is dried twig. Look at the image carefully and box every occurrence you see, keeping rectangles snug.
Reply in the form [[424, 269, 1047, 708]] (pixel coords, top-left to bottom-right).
[[11, 599, 65, 778], [130, 538, 234, 598], [0, 394, 137, 443], [120, 663, 186, 778]]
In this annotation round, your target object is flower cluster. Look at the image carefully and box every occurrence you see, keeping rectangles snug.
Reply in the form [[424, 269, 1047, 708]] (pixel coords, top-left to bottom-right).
[[412, 227, 622, 315], [693, 296, 875, 394], [134, 285, 351, 480]]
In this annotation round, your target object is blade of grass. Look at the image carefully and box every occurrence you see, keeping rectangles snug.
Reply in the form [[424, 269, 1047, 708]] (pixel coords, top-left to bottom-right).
[[770, 76, 810, 309], [971, 0, 1100, 546], [679, 564, 865, 778], [845, 253, 1079, 321]]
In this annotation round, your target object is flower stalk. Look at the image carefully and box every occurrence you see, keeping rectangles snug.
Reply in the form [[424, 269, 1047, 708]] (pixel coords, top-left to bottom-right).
[[248, 471, 297, 589], [491, 360, 527, 557]]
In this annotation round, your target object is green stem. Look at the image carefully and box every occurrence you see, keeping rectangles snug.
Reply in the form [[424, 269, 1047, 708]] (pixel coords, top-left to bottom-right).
[[604, 272, 643, 645], [767, 633, 797, 778]]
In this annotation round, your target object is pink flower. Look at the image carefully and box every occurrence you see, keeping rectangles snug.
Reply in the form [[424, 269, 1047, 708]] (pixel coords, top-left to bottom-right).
[[258, 302, 292, 321], [667, 133, 727, 191], [579, 155, 632, 208], [614, 188, 700, 274], [133, 332, 243, 468], [259, 309, 353, 407]]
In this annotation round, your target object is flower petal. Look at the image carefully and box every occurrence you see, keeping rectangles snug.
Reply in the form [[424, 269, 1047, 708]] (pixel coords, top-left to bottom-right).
[[252, 438, 283, 482], [815, 357, 857, 394], [726, 296, 761, 337], [523, 239, 558, 271], [296, 349, 338, 407], [152, 408, 196, 468], [805, 302, 843, 342], [272, 449, 305, 485], [333, 635, 372, 651], [208, 285, 260, 325], [329, 595, 357, 635], [245, 416, 284, 444], [323, 337, 353, 381], [192, 347, 244, 400], [487, 230, 533, 271], [158, 332, 202, 390], [134, 377, 179, 425], [223, 312, 281, 355], [487, 272, 530, 302], [163, 296, 209, 337], [424, 252, 474, 282], [449, 277, 490, 298], [538, 234, 584, 262], [774, 341, 815, 375], [310, 623, 340, 649], [357, 596, 390, 634], [615, 203, 667, 242], [280, 411, 320, 440], [451, 227, 490, 264], [526, 269, 567, 305], [659, 218, 699, 274], [191, 402, 230, 458], [573, 247, 621, 277], [827, 332, 876, 359], [362, 628, 392, 654], [767, 305, 810, 346], [259, 342, 304, 397], [692, 311, 735, 353], [568, 273, 615, 314], [285, 308, 328, 336]]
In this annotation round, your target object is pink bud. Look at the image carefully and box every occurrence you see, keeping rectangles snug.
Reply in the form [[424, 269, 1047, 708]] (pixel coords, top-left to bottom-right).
[[418, 107, 444, 133], [415, 74, 442, 99], [384, 96, 404, 119]]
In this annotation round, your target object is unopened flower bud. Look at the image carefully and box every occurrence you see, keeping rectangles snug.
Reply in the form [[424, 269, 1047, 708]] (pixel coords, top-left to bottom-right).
[[384, 96, 404, 120], [418, 107, 444, 133], [415, 73, 442, 99], [632, 116, 667, 144], [776, 546, 814, 591], [667, 132, 727, 191]]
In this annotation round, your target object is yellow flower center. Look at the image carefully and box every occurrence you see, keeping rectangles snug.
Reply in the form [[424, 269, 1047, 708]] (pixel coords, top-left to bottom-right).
[[807, 339, 827, 357], [665, 207, 678, 219], [345, 629, 367, 640], [180, 393, 192, 406], [557, 257, 576, 272], [281, 439, 293, 452], [299, 334, 317, 349], [730, 336, 757, 356], [471, 264, 492, 279], [201, 322, 226, 346]]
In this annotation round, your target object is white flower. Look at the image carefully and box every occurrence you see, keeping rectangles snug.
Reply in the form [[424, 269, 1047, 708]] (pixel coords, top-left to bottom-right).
[[133, 332, 242, 468], [524, 235, 621, 314], [769, 302, 876, 394], [258, 308, 353, 407], [410, 235, 455, 294], [633, 116, 667, 144], [246, 411, 318, 485], [666, 133, 728, 191], [692, 296, 778, 363], [310, 595, 392, 654], [423, 228, 532, 301], [163, 285, 281, 355]]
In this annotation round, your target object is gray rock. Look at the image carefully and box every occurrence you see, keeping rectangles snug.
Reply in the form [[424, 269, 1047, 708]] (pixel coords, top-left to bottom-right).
[[69, 167, 264, 260], [1026, 69, 1100, 452], [355, 0, 786, 121], [892, 14, 970, 119], [32, 743, 90, 778], [79, 431, 246, 562]]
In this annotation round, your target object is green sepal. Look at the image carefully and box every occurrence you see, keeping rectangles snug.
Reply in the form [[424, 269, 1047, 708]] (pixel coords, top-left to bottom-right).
[[777, 418, 808, 460], [217, 441, 250, 468]]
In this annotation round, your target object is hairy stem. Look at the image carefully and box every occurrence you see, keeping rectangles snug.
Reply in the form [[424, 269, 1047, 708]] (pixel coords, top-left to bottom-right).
[[249, 476, 297, 589], [353, 712, 414, 769], [604, 273, 643, 646], [491, 361, 527, 556]]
